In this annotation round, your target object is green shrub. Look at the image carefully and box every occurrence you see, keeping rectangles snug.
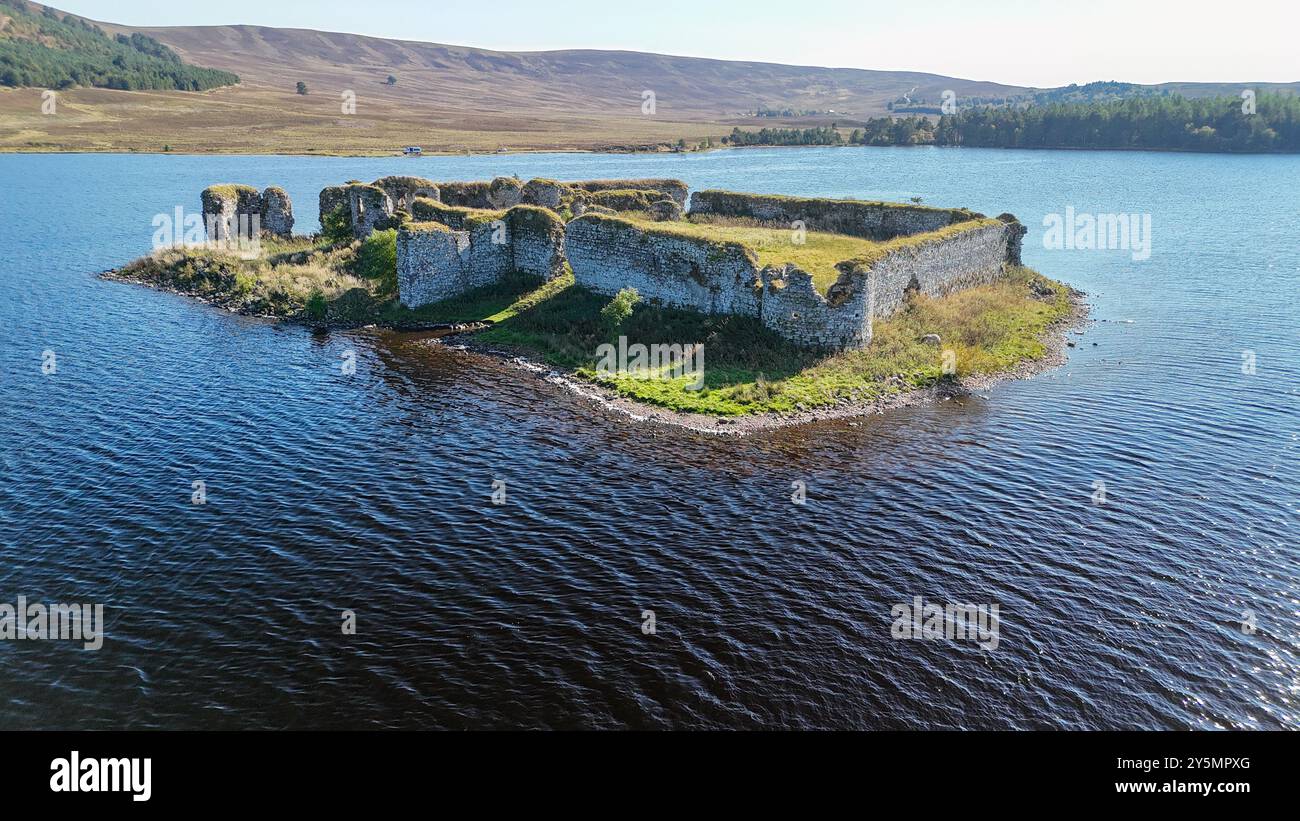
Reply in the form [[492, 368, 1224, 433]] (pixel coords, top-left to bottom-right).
[[305, 289, 327, 319], [234, 270, 256, 295], [318, 205, 354, 245], [600, 287, 640, 328], [354, 229, 397, 294]]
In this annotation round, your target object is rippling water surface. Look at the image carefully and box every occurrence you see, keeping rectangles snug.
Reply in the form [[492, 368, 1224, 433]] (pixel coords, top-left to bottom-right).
[[0, 148, 1296, 729]]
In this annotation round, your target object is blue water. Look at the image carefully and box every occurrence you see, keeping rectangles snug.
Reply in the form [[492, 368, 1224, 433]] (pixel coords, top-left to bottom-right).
[[0, 147, 1296, 729]]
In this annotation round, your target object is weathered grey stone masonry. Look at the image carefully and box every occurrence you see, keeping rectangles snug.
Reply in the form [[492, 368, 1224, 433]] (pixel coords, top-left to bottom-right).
[[200, 184, 294, 240], [563, 191, 1027, 350], [217, 176, 1025, 352], [397, 205, 566, 307], [392, 178, 683, 307]]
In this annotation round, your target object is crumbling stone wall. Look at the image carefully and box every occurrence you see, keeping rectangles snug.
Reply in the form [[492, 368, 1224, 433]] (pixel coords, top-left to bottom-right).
[[647, 199, 683, 222], [398, 221, 512, 306], [688, 190, 979, 240], [437, 177, 522, 209], [488, 176, 523, 208], [997, 213, 1029, 266], [347, 184, 393, 239], [201, 184, 262, 242], [847, 219, 1022, 318], [317, 178, 438, 237], [507, 206, 567, 281], [760, 265, 873, 349], [436, 181, 494, 209], [397, 205, 566, 308], [260, 186, 294, 237], [564, 215, 764, 318], [398, 224, 485, 307], [574, 188, 670, 212], [319, 186, 349, 227], [521, 178, 565, 209], [373, 176, 440, 211], [564, 212, 1024, 350], [513, 178, 689, 212], [200, 184, 297, 239], [570, 179, 689, 207]]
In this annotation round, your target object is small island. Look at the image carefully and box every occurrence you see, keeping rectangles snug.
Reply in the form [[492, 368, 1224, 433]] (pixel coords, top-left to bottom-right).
[[107, 175, 1085, 432]]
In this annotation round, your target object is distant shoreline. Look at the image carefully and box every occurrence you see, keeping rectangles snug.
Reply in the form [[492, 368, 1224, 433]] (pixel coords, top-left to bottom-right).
[[3, 143, 1296, 158]]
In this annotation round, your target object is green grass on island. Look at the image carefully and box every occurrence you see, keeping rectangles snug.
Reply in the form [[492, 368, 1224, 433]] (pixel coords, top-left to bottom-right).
[[112, 232, 1073, 417], [474, 266, 1071, 415]]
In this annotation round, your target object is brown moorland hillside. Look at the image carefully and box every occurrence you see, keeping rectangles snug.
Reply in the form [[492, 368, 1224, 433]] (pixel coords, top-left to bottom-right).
[[0, 2, 1025, 154], [2, 2, 1296, 155]]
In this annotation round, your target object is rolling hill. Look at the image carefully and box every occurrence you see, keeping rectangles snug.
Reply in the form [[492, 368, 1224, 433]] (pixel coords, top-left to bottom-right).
[[1, 1, 1296, 154]]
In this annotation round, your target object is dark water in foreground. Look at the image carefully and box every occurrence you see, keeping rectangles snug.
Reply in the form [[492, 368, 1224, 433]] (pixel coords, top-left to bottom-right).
[[0, 148, 1296, 729]]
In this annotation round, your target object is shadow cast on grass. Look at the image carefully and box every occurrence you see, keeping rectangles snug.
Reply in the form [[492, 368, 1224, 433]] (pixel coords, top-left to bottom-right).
[[479, 280, 824, 387]]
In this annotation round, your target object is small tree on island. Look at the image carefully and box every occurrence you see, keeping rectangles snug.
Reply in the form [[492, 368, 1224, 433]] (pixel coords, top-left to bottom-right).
[[600, 287, 640, 328], [296, 81, 308, 95]]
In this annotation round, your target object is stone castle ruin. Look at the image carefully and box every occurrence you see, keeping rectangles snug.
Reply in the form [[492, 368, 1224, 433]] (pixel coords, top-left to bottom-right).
[[566, 191, 1027, 349], [397, 205, 567, 307], [389, 179, 1025, 351], [310, 175, 688, 240], [310, 175, 689, 307], [200, 185, 294, 242], [200, 176, 1025, 352]]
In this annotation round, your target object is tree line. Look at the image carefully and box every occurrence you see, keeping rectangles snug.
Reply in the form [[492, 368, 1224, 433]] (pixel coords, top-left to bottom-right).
[[932, 93, 1299, 152], [725, 126, 844, 146], [0, 1, 239, 91], [725, 93, 1300, 153], [725, 120, 935, 147]]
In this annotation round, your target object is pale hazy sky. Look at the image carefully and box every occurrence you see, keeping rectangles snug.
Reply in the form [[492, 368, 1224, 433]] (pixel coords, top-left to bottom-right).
[[52, 0, 1299, 88]]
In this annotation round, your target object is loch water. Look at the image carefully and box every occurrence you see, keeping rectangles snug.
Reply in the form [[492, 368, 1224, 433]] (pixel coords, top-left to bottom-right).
[[0, 147, 1296, 729]]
